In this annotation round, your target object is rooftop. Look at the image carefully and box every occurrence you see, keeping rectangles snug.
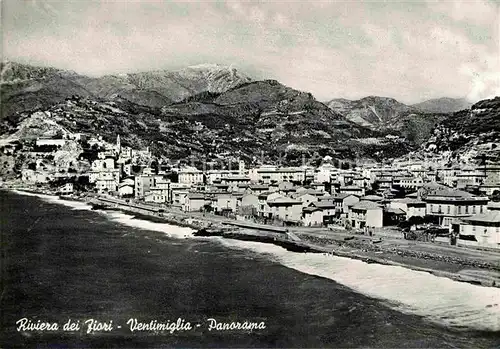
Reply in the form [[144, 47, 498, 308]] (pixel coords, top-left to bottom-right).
[[267, 196, 302, 205], [352, 200, 383, 210], [462, 211, 500, 223]]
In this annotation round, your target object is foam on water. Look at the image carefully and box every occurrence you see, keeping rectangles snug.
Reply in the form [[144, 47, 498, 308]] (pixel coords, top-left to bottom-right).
[[218, 238, 500, 332], [13, 190, 500, 332], [11, 190, 93, 210], [12, 190, 194, 239], [105, 210, 194, 239]]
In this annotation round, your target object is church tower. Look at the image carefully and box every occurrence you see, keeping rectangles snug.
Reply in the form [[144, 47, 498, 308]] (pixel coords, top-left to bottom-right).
[[116, 134, 121, 154], [238, 159, 246, 176]]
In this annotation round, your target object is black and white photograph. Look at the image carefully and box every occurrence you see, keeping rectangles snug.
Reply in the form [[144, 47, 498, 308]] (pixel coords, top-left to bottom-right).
[[1, 0, 499, 348]]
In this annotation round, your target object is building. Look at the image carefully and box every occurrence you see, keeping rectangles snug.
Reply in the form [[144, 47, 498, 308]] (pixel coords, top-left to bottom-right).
[[455, 169, 487, 189], [302, 206, 324, 227], [257, 192, 282, 218], [331, 193, 360, 215], [267, 196, 303, 223], [206, 169, 240, 184], [249, 166, 305, 184], [389, 198, 426, 219], [96, 179, 117, 194], [178, 167, 204, 185], [291, 192, 319, 208], [214, 193, 238, 215], [35, 138, 66, 147], [349, 201, 384, 229], [303, 200, 337, 226], [182, 193, 209, 212], [134, 175, 155, 199], [118, 182, 134, 197], [424, 189, 489, 227], [58, 183, 74, 194], [240, 193, 260, 211], [459, 211, 500, 249], [339, 185, 365, 197]]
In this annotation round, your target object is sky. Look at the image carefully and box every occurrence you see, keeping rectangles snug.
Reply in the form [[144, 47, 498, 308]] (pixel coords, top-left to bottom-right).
[[2, 0, 499, 104]]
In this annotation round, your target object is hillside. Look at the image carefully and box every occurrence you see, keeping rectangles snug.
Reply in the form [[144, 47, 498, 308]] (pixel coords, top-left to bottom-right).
[[326, 96, 448, 144], [327, 96, 414, 129], [412, 97, 472, 114], [0, 61, 251, 120], [1, 78, 414, 174], [421, 97, 500, 164]]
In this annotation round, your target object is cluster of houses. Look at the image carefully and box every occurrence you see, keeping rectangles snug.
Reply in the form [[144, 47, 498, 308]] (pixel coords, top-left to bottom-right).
[[19, 134, 500, 249]]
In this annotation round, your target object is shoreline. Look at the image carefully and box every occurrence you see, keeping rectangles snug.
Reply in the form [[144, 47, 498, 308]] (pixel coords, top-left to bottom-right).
[[7, 188, 500, 288]]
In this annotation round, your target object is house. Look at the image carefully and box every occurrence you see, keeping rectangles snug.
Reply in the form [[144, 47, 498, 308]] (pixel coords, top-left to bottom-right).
[[214, 193, 238, 215], [310, 182, 326, 192], [349, 201, 384, 229], [424, 189, 489, 228], [361, 195, 384, 203], [178, 167, 204, 185], [240, 193, 260, 211], [246, 184, 269, 195], [339, 185, 365, 197], [257, 191, 283, 218], [302, 206, 323, 227], [118, 183, 134, 197], [267, 196, 303, 223], [249, 166, 305, 184], [459, 211, 500, 249], [134, 175, 155, 199], [331, 193, 360, 215], [392, 175, 424, 190], [389, 198, 426, 219], [455, 169, 487, 189], [36, 138, 66, 147], [308, 200, 337, 225], [291, 192, 318, 208], [220, 176, 251, 191], [206, 169, 240, 184], [352, 176, 365, 188], [118, 178, 135, 197], [58, 183, 74, 194], [96, 179, 117, 194], [182, 192, 209, 212], [487, 202, 500, 211]]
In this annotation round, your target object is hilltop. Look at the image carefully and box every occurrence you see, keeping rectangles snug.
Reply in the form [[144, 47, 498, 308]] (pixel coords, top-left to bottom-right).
[[412, 97, 472, 114], [0, 61, 251, 119]]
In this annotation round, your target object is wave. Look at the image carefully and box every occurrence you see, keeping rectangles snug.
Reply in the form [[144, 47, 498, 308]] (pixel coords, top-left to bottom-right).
[[14, 190, 500, 332], [217, 239, 500, 332]]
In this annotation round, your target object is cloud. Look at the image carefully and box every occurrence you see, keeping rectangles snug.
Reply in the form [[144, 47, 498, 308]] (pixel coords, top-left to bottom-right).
[[2, 0, 499, 103]]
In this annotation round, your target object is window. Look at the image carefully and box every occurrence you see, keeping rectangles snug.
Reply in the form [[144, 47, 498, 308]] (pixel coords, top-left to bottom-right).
[[472, 225, 476, 232], [472, 206, 476, 214], [447, 205, 450, 214], [465, 206, 469, 214], [458, 206, 462, 214]]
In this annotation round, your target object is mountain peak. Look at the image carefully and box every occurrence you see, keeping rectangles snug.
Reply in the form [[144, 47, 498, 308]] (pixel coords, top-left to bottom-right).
[[412, 97, 472, 113]]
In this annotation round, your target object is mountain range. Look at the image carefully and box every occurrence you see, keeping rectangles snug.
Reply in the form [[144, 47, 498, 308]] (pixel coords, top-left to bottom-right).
[[1, 61, 498, 168]]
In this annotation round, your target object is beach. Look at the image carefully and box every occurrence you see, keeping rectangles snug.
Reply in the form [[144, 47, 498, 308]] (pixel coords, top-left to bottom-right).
[[2, 189, 500, 348]]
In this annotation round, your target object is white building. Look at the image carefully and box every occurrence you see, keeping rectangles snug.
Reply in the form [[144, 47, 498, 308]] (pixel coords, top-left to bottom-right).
[[459, 211, 500, 249], [178, 167, 204, 185]]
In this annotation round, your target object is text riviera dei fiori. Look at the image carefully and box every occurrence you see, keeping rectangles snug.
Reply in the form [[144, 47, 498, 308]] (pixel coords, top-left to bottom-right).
[[16, 318, 267, 334]]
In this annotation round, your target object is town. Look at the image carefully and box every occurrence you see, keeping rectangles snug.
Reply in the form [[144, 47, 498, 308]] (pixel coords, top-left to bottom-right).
[[8, 127, 500, 252]]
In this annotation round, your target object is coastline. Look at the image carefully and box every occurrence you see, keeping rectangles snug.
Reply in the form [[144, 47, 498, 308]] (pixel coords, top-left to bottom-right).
[[7, 188, 500, 288]]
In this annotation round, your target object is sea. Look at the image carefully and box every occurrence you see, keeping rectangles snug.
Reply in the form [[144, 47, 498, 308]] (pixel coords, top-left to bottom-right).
[[1, 190, 499, 348]]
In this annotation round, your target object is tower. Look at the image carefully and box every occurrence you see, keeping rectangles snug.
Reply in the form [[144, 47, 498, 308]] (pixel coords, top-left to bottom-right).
[[116, 134, 121, 154], [238, 159, 246, 176]]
